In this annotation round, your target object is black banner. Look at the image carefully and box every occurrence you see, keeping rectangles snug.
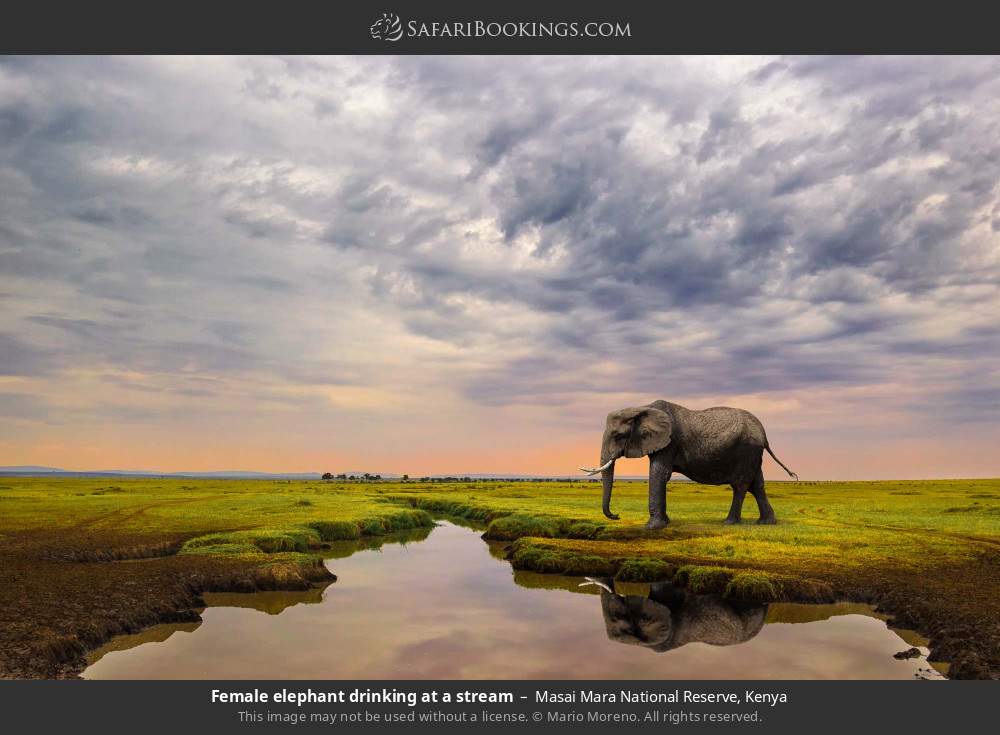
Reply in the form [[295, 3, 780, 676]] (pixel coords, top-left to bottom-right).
[[2, 0, 999, 54], [0, 680, 993, 733]]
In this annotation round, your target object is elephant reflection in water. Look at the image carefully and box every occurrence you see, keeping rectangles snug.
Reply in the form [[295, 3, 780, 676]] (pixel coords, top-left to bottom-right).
[[583, 578, 767, 652]]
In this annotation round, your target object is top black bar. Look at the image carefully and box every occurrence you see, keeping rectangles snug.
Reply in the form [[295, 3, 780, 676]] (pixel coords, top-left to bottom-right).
[[2, 0, 998, 54]]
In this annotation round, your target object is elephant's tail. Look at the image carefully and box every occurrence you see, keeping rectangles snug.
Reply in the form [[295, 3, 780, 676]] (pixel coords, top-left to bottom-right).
[[766, 446, 799, 480]]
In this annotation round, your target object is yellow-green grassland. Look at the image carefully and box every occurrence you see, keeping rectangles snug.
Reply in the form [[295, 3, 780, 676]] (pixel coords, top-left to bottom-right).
[[1, 476, 998, 678]]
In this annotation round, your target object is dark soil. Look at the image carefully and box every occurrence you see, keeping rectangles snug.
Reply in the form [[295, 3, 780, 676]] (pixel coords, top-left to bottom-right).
[[506, 539, 1000, 679], [857, 551, 1000, 679], [0, 529, 334, 679]]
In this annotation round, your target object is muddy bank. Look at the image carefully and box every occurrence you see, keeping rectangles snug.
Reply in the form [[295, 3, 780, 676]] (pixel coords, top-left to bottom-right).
[[861, 558, 1000, 680], [502, 536, 1000, 679], [0, 530, 334, 679]]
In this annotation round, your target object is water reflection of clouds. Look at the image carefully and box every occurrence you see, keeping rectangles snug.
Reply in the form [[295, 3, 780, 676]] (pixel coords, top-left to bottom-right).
[[84, 522, 943, 679]]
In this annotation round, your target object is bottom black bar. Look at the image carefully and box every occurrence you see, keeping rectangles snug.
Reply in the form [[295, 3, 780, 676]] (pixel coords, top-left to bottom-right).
[[0, 680, 992, 732]]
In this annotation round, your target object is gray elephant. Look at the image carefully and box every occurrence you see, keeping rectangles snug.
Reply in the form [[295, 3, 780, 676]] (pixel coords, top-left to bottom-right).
[[580, 400, 797, 528], [584, 578, 767, 652]]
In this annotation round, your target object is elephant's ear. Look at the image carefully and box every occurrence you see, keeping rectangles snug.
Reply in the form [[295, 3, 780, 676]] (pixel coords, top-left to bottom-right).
[[624, 408, 673, 458]]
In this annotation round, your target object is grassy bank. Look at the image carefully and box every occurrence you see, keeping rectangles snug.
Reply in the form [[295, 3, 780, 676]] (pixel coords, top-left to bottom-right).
[[0, 476, 435, 678], [1, 476, 998, 678], [0, 476, 436, 554], [390, 478, 1000, 678]]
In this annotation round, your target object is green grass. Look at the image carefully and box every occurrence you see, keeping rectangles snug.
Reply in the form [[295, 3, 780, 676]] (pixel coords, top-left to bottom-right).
[[614, 557, 677, 582], [725, 569, 785, 601], [674, 564, 733, 594], [0, 477, 435, 563], [2, 475, 998, 582], [3, 475, 998, 678], [386, 478, 1000, 604]]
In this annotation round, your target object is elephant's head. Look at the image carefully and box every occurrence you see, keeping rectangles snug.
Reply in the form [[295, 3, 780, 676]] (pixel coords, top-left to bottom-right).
[[580, 405, 673, 520]]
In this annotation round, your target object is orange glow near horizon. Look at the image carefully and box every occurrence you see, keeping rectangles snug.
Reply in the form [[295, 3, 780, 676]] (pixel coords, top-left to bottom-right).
[[4, 423, 999, 480], [3, 374, 999, 480]]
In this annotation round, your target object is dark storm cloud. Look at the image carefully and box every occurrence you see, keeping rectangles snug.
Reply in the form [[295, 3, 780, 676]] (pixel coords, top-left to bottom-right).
[[0, 55, 998, 433], [235, 274, 295, 292], [475, 114, 552, 169], [223, 209, 297, 240], [72, 201, 155, 227], [363, 56, 1000, 415]]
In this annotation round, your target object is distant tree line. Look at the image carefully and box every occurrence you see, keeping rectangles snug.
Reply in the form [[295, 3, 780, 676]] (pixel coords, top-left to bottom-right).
[[413, 477, 588, 483], [321, 472, 386, 482], [319, 473, 590, 483]]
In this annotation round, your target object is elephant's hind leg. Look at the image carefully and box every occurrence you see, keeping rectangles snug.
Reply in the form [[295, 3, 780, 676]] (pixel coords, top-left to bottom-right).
[[750, 468, 777, 524], [724, 484, 748, 525]]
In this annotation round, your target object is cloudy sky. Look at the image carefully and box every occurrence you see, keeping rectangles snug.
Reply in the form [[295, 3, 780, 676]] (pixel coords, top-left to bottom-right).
[[1, 56, 998, 478]]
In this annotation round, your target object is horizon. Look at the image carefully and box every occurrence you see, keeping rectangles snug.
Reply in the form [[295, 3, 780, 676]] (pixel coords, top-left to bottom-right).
[[2, 56, 999, 479], [1, 464, 996, 482]]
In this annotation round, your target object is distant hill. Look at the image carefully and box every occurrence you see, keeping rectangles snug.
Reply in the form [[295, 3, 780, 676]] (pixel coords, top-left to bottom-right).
[[0, 465, 65, 473], [0, 466, 322, 479], [0, 466, 651, 480]]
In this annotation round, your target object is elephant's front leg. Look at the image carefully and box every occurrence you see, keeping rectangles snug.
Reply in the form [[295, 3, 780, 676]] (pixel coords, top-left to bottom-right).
[[724, 484, 747, 525], [646, 452, 672, 530]]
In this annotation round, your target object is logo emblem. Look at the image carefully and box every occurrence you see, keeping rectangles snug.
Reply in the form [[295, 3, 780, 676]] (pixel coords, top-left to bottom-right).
[[370, 13, 403, 41]]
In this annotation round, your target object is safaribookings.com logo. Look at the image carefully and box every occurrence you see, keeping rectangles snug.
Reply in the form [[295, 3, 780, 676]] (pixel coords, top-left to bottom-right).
[[370, 13, 404, 41], [369, 13, 631, 41]]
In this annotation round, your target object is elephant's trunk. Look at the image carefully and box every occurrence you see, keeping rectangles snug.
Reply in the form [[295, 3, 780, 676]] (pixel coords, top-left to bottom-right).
[[602, 461, 619, 520]]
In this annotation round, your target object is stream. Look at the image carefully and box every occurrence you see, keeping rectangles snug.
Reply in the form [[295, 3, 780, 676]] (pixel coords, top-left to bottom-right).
[[83, 520, 946, 679]]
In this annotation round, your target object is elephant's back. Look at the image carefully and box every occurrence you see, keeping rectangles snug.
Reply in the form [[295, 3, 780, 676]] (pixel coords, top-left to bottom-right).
[[689, 407, 766, 451]]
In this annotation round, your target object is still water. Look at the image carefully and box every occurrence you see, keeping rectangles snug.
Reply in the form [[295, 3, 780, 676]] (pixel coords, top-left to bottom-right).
[[84, 521, 945, 679]]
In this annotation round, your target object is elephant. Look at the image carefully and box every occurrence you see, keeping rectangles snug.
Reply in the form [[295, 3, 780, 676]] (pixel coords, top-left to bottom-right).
[[582, 578, 767, 652], [579, 400, 797, 528]]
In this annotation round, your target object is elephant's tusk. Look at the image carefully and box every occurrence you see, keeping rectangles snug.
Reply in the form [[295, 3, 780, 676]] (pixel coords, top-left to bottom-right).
[[579, 458, 615, 475], [579, 577, 615, 594]]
